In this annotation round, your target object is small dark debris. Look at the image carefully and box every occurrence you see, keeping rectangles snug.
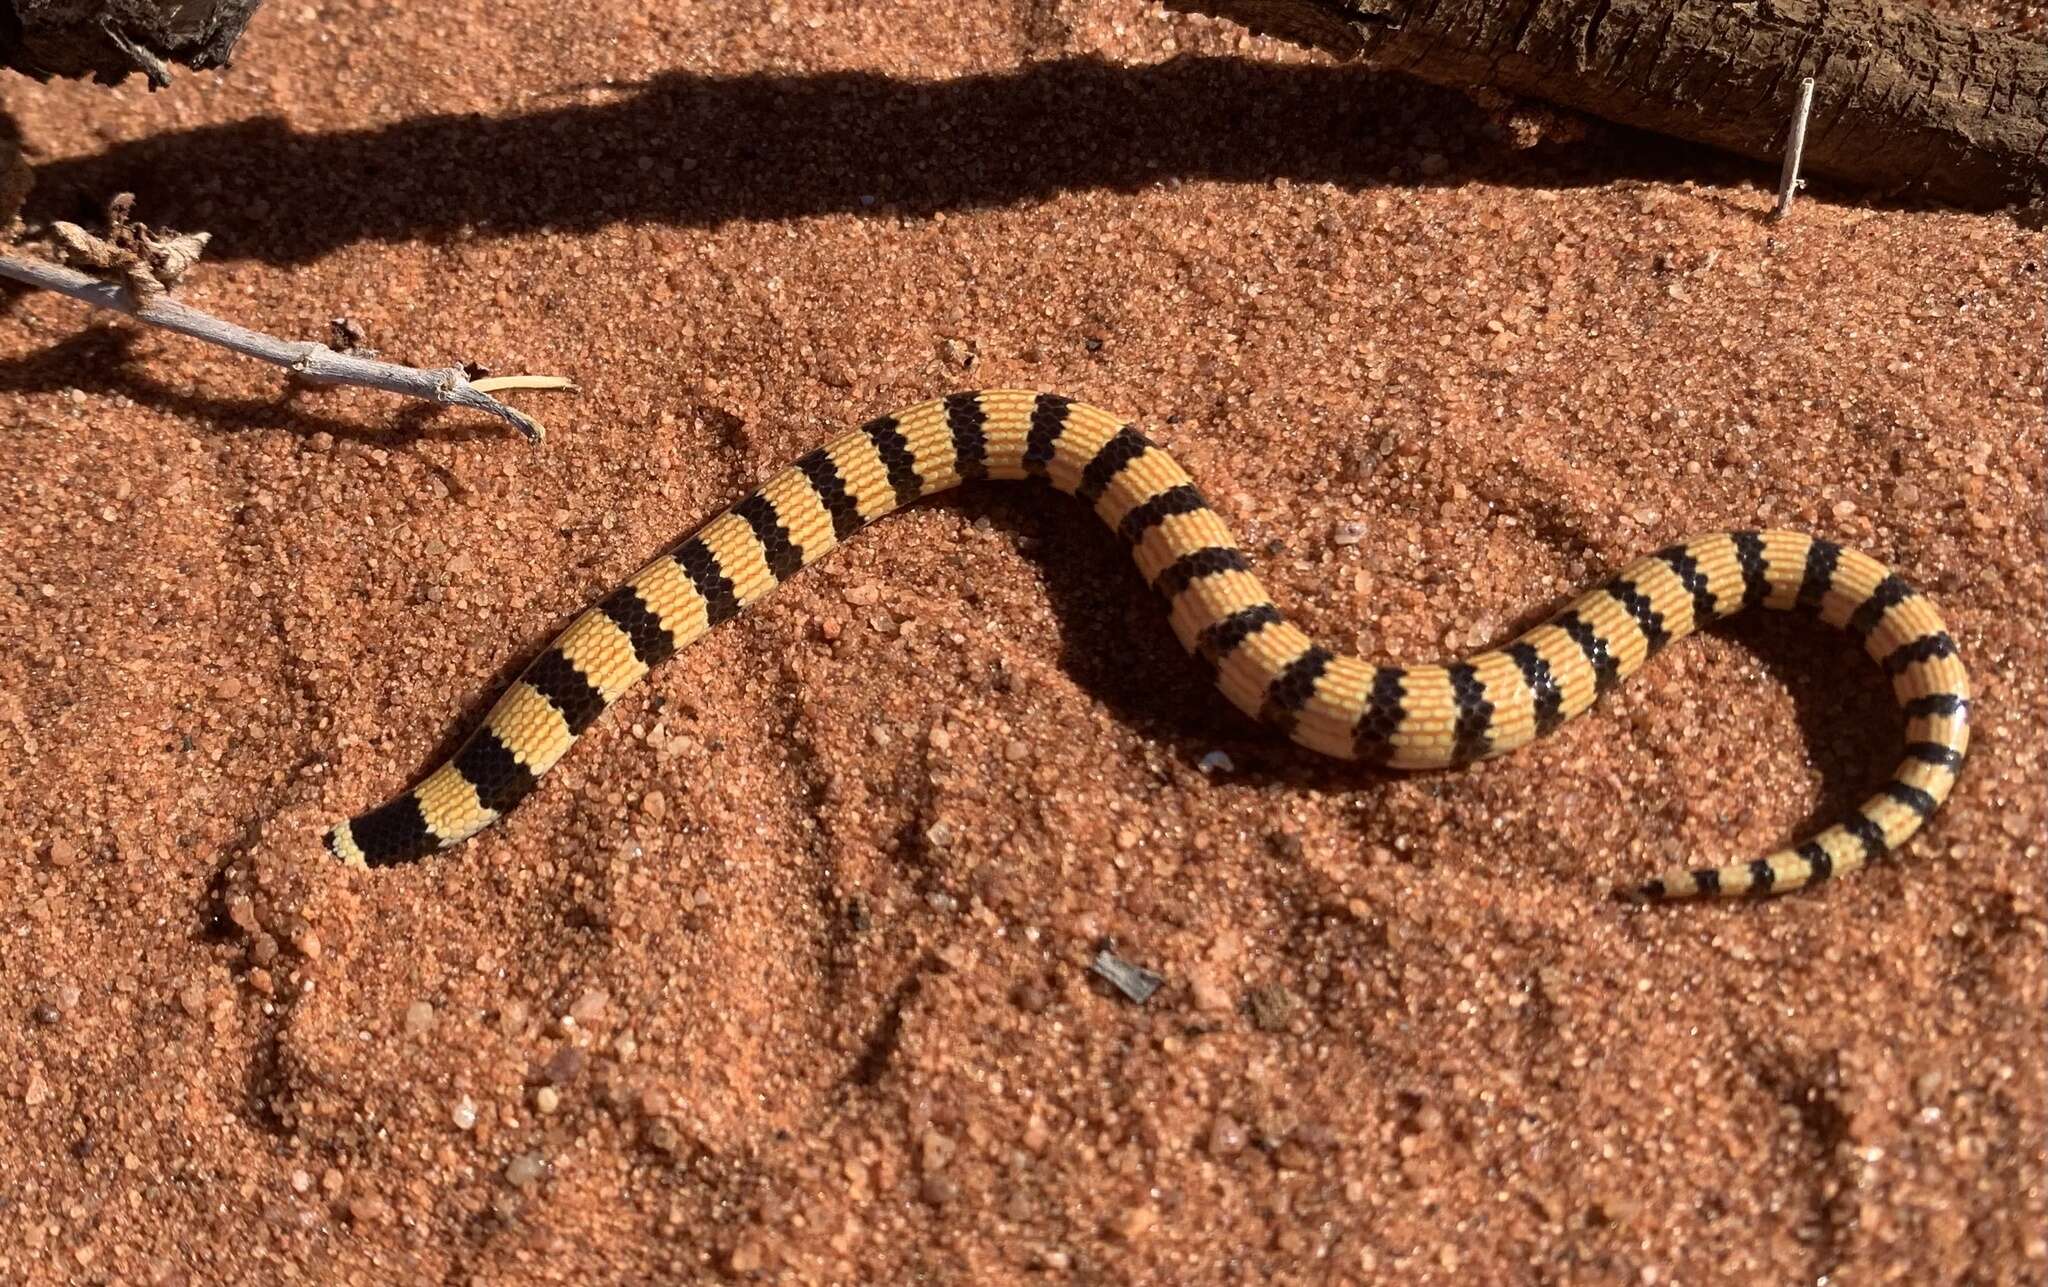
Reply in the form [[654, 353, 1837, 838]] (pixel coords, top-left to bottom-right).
[[846, 898, 871, 933], [328, 317, 371, 354], [1247, 983, 1298, 1032], [31, 1003, 61, 1026], [544, 1046, 586, 1085], [1090, 948, 1163, 1004], [1010, 977, 1052, 1014], [1083, 336, 1104, 352], [1271, 1137, 1317, 1171], [1265, 829, 1304, 860], [644, 1119, 682, 1156]]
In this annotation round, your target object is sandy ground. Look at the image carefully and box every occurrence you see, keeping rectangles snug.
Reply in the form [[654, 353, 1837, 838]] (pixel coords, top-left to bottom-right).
[[1, 1, 2043, 1282]]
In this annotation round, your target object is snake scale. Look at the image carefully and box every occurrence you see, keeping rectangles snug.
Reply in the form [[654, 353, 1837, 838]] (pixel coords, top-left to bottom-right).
[[328, 391, 1971, 899]]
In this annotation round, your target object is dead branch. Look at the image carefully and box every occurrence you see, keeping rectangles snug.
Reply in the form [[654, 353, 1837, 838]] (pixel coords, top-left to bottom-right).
[[1171, 0, 2048, 210], [0, 250, 571, 440]]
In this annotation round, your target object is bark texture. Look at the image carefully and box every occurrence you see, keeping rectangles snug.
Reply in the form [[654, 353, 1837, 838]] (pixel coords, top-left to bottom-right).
[[2, 0, 261, 86], [1172, 0, 2047, 209]]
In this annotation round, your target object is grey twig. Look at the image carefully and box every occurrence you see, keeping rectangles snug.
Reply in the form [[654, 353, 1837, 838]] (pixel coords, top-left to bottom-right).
[[1772, 77, 1816, 221], [0, 250, 571, 441]]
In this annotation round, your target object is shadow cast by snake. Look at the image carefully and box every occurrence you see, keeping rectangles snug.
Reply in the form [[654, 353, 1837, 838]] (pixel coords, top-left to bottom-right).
[[982, 488, 1900, 856], [23, 56, 1739, 265]]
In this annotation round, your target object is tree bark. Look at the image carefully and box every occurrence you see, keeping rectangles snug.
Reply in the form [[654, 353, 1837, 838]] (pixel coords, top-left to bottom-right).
[[1170, 0, 2047, 210], [2, 0, 262, 86]]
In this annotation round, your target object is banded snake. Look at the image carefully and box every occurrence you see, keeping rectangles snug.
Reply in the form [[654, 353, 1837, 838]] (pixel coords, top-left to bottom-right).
[[328, 391, 1970, 900]]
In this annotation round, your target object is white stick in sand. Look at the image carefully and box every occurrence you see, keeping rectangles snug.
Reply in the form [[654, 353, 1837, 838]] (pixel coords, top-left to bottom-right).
[[1772, 77, 1817, 221]]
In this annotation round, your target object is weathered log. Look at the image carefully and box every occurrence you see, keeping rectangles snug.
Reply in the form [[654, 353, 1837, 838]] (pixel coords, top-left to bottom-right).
[[2, 0, 262, 86], [1171, 0, 2047, 209]]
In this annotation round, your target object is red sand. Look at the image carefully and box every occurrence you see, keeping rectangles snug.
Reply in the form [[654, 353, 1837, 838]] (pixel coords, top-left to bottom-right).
[[1, 1, 2042, 1281]]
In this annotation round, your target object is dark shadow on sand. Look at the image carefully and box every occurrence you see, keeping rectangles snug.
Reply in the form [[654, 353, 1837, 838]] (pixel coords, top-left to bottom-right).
[[24, 56, 1741, 266]]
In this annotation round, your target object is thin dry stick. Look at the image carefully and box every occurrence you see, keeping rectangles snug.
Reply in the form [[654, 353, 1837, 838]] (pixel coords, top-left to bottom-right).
[[1772, 77, 1817, 220], [0, 250, 571, 440]]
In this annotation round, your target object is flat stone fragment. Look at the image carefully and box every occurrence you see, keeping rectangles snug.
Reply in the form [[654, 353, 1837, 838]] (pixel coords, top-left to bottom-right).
[[1090, 948, 1164, 1004]]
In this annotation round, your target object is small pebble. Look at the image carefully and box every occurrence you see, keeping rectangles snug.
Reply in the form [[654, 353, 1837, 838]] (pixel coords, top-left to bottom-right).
[[1198, 750, 1235, 774], [569, 989, 609, 1025], [1188, 969, 1233, 1014], [1113, 1204, 1158, 1239], [1207, 1114, 1247, 1157], [403, 1000, 436, 1036], [728, 1238, 767, 1274], [452, 1096, 478, 1130], [505, 1153, 549, 1188]]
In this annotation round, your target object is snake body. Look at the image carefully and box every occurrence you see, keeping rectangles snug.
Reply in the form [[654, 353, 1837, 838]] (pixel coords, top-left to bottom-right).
[[328, 391, 1970, 899]]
